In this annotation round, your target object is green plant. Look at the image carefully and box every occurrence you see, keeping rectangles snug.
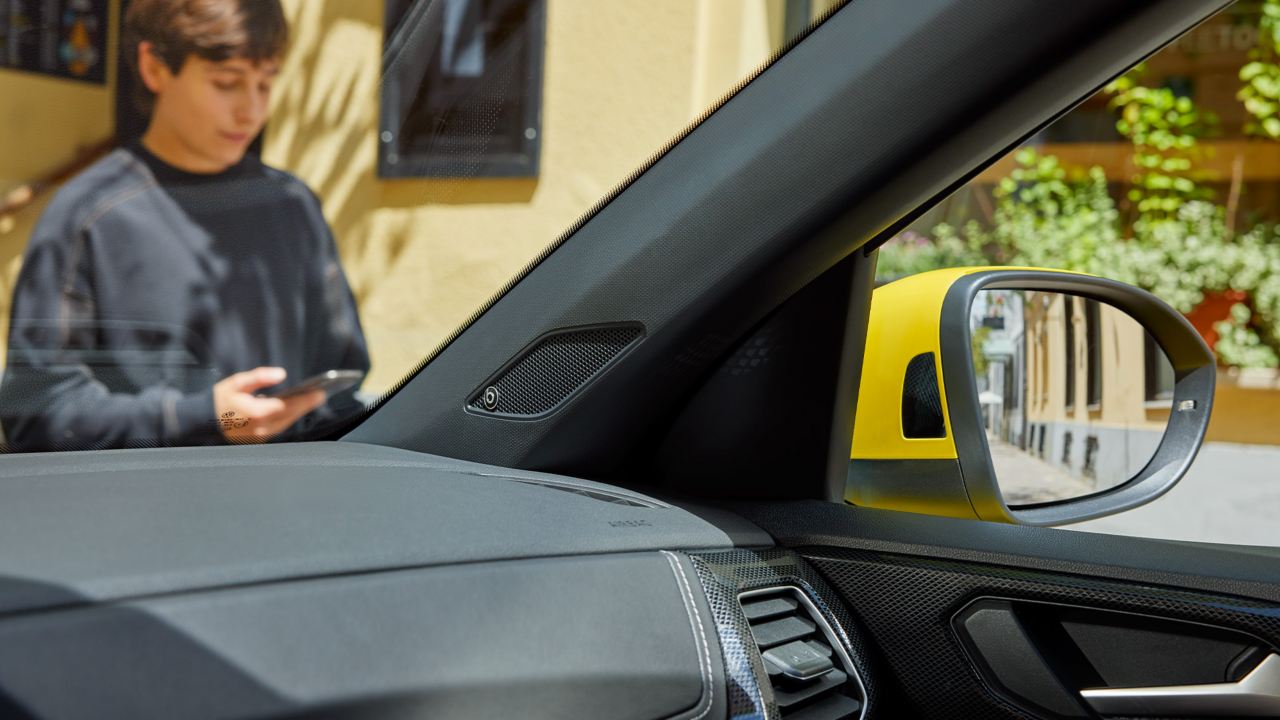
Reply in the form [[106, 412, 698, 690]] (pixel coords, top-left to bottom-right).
[[1107, 65, 1216, 224], [1215, 303, 1280, 368], [875, 229, 985, 280], [965, 150, 1119, 273], [1240, 0, 1280, 138], [877, 8, 1280, 368]]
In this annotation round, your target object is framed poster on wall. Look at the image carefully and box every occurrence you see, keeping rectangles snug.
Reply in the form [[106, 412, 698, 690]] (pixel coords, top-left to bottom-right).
[[2, 0, 107, 84]]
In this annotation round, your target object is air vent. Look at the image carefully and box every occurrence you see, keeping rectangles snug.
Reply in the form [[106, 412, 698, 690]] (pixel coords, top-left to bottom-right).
[[741, 587, 865, 720]]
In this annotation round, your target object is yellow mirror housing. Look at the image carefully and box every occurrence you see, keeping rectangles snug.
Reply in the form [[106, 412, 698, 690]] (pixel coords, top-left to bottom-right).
[[846, 266, 1214, 526]]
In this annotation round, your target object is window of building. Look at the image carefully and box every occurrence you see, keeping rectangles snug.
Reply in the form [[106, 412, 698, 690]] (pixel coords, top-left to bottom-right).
[[1083, 435, 1099, 480], [1064, 297, 1076, 411], [1144, 333, 1176, 403], [379, 0, 546, 178], [1085, 299, 1101, 409]]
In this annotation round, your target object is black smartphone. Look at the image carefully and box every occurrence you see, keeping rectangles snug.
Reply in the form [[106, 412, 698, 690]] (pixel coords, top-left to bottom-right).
[[262, 370, 363, 399]]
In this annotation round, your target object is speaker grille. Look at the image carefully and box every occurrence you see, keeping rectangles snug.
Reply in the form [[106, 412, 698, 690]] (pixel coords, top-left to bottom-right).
[[468, 324, 644, 417]]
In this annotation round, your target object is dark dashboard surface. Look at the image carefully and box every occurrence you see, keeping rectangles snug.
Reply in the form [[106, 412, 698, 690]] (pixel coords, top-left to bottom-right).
[[0, 441, 786, 719], [0, 441, 770, 616]]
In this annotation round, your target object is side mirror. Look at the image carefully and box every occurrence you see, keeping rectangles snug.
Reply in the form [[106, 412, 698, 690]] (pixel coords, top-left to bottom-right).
[[848, 267, 1215, 526]]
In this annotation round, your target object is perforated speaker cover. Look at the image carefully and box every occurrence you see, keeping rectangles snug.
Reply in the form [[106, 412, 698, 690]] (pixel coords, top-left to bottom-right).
[[467, 323, 644, 417]]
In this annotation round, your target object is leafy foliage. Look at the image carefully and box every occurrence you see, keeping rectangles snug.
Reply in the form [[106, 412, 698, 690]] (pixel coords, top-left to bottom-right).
[[873, 229, 985, 280], [1216, 303, 1280, 368], [1108, 64, 1216, 221], [965, 150, 1119, 272], [880, 10, 1280, 368], [1240, 0, 1280, 138]]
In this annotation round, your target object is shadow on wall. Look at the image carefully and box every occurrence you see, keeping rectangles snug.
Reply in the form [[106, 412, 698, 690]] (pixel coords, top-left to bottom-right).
[[263, 1, 536, 308]]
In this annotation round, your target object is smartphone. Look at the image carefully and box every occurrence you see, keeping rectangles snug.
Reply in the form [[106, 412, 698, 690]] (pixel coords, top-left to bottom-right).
[[262, 370, 363, 399]]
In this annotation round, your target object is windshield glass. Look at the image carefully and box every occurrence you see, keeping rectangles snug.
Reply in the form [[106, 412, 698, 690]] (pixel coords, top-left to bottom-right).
[[0, 0, 832, 451]]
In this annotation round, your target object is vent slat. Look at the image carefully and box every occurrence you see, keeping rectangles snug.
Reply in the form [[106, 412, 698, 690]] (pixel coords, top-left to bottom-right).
[[750, 615, 815, 648], [774, 669, 847, 708], [785, 693, 863, 720], [742, 596, 799, 621], [807, 639, 833, 657], [762, 640, 834, 681]]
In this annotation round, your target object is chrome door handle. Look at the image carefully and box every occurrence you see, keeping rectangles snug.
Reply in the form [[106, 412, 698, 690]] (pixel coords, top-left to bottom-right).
[[1080, 653, 1280, 717]]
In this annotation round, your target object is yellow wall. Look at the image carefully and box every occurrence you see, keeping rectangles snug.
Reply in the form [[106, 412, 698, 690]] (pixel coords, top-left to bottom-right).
[[1206, 369, 1280, 445], [263, 0, 788, 392], [1025, 295, 1162, 430], [0, 0, 786, 395], [1022, 294, 1280, 445], [0, 0, 118, 187]]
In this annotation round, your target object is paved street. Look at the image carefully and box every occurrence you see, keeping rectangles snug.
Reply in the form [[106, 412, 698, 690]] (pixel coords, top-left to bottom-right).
[[989, 435, 1096, 504], [1064, 442, 1280, 546]]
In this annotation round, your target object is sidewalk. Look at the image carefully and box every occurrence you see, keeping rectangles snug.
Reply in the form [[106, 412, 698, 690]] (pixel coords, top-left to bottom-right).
[[988, 434, 1096, 505]]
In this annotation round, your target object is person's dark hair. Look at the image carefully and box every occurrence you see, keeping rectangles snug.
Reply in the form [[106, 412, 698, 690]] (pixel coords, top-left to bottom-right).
[[123, 0, 289, 113]]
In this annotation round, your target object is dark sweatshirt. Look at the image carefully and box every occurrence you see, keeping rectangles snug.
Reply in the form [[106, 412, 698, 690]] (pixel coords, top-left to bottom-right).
[[0, 144, 370, 451]]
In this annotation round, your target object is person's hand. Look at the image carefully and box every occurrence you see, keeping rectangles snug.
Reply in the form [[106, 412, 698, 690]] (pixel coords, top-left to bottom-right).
[[212, 367, 326, 443]]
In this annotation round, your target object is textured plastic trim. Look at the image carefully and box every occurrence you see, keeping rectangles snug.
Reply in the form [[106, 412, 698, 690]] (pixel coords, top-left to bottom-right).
[[464, 322, 645, 421], [803, 545, 1280, 720]]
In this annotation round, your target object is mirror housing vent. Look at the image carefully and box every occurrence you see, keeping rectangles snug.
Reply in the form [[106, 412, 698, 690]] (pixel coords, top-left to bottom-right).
[[740, 587, 866, 719]]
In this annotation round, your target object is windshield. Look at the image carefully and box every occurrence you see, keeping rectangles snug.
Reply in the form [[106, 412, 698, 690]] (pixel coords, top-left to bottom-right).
[[0, 0, 832, 451]]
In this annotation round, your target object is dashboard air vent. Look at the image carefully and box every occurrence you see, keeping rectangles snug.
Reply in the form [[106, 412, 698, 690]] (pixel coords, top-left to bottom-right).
[[741, 587, 865, 720]]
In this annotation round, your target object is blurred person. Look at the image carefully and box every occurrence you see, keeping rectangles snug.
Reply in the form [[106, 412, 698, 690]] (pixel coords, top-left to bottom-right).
[[0, 0, 369, 450]]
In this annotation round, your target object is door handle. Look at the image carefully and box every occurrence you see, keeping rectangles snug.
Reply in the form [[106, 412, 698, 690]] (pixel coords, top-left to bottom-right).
[[1080, 653, 1280, 717]]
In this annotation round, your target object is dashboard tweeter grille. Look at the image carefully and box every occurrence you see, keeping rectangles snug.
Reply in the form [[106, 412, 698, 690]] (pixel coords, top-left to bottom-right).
[[740, 587, 867, 720], [467, 323, 644, 418]]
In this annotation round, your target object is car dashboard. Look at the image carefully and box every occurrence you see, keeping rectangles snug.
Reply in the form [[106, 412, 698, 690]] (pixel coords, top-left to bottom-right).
[[0, 442, 873, 719]]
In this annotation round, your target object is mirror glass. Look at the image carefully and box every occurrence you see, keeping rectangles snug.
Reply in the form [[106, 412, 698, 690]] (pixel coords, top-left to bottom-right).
[[970, 290, 1175, 506]]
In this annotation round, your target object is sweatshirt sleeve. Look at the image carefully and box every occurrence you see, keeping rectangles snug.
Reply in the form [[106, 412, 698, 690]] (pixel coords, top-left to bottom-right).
[[0, 229, 220, 451]]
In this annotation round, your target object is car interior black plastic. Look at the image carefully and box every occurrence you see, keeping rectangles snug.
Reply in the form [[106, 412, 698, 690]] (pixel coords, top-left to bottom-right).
[[951, 598, 1274, 720]]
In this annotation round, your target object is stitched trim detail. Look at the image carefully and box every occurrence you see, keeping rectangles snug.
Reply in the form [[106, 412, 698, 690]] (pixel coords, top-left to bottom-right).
[[662, 550, 715, 720]]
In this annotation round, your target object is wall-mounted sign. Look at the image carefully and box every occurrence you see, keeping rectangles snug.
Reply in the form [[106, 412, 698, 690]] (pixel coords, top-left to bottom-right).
[[2, 0, 107, 84]]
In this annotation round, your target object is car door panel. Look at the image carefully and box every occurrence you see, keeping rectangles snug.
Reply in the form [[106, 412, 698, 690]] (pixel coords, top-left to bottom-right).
[[732, 502, 1280, 718]]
